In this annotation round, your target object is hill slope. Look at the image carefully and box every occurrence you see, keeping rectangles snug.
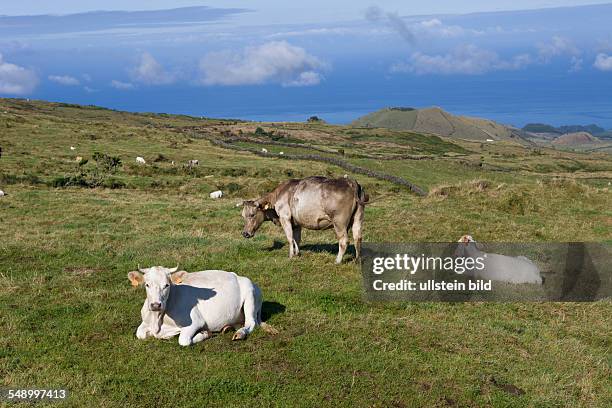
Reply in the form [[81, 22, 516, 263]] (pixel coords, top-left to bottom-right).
[[552, 132, 601, 146], [351, 107, 527, 142]]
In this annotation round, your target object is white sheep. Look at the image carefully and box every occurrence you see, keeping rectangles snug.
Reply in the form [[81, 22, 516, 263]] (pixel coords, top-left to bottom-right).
[[70, 146, 76, 151], [455, 235, 542, 284], [0, 190, 5, 197], [261, 148, 268, 153], [279, 151, 284, 155], [188, 159, 199, 166], [136, 156, 146, 164], [210, 190, 223, 199]]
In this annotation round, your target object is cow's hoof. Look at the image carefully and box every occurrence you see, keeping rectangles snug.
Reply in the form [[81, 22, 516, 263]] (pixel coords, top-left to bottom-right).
[[232, 330, 246, 341], [221, 325, 233, 334]]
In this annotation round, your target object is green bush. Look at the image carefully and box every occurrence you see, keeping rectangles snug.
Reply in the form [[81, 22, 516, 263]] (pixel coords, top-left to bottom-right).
[[92, 152, 122, 172]]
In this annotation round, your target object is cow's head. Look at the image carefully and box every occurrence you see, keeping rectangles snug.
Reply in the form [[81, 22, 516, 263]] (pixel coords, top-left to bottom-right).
[[454, 235, 484, 256], [127, 265, 186, 312], [239, 200, 279, 238]]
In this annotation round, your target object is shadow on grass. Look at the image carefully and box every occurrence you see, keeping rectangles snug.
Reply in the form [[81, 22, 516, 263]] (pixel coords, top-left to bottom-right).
[[261, 301, 286, 322], [265, 239, 357, 260]]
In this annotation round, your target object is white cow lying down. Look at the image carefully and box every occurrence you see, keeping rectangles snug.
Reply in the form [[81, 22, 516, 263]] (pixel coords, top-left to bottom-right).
[[128, 266, 276, 346], [456, 235, 543, 284]]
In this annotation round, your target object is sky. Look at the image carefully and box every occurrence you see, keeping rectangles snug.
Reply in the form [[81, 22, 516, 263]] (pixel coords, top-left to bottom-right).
[[1, 1, 612, 127], [3, 1, 612, 22]]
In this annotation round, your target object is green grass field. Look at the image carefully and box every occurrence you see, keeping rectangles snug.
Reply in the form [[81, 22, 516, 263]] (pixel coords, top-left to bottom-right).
[[1, 99, 611, 407]]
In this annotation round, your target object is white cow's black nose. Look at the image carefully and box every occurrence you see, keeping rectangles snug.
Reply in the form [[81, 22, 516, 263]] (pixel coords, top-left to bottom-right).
[[150, 302, 161, 310], [242, 231, 252, 238]]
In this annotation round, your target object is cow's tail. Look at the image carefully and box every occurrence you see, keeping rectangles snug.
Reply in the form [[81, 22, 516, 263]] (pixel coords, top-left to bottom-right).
[[260, 322, 279, 335], [356, 181, 369, 207]]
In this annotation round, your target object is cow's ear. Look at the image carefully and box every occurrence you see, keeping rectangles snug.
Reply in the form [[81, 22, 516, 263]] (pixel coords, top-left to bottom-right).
[[128, 271, 144, 287], [170, 271, 188, 285]]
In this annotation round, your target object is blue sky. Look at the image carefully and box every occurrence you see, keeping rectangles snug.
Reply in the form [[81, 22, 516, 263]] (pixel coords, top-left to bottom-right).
[[1, 2, 612, 126]]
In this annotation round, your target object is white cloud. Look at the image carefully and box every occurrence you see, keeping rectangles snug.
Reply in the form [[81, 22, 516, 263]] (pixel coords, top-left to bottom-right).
[[267, 27, 353, 39], [415, 18, 483, 38], [198, 41, 326, 87], [110, 80, 135, 90], [594, 53, 612, 71], [569, 56, 583, 72], [283, 71, 323, 87], [537, 36, 580, 62], [48, 75, 80, 86], [0, 53, 38, 95], [392, 45, 532, 75], [130, 52, 175, 85]]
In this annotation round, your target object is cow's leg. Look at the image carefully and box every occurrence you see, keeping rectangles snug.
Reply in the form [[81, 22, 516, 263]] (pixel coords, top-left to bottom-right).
[[352, 205, 365, 260], [280, 218, 296, 258], [292, 226, 302, 256], [191, 330, 212, 344], [232, 286, 260, 341], [333, 223, 350, 264], [178, 309, 206, 346], [136, 322, 150, 340]]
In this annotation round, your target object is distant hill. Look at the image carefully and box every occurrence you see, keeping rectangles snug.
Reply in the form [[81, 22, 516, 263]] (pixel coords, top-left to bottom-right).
[[522, 123, 562, 134], [552, 132, 601, 146], [523, 123, 608, 136], [352, 107, 527, 142]]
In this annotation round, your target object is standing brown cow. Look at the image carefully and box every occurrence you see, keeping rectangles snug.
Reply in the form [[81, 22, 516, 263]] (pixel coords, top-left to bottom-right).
[[240, 176, 368, 263]]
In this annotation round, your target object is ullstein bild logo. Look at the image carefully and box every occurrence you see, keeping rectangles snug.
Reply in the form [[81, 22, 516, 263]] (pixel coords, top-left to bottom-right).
[[361, 243, 611, 302]]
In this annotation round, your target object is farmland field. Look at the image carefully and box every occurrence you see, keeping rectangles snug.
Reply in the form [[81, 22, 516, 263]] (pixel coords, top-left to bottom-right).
[[0, 99, 611, 407]]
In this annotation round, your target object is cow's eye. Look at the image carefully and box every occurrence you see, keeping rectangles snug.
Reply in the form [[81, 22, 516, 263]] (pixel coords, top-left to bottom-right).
[[164, 284, 169, 288], [145, 284, 149, 288]]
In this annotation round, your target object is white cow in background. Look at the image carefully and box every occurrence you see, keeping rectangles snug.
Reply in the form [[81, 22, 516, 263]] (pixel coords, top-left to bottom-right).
[[210, 190, 223, 199], [261, 148, 268, 153], [127, 266, 277, 345], [0, 190, 6, 197], [136, 156, 146, 164], [455, 235, 543, 284], [188, 159, 199, 166]]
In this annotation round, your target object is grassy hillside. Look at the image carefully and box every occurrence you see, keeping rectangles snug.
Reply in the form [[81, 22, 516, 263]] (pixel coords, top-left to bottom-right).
[[1, 98, 611, 407], [351, 107, 527, 143]]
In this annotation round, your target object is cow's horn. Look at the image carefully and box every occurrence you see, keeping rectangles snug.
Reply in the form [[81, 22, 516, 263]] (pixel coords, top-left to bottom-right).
[[168, 265, 179, 273]]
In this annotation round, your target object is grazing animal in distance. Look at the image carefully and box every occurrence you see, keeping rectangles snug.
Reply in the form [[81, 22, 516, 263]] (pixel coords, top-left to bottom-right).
[[188, 159, 199, 166], [261, 148, 268, 153], [279, 151, 284, 155], [240, 176, 368, 263], [0, 190, 6, 197], [455, 235, 543, 284], [136, 156, 146, 164], [70, 146, 76, 150], [75, 156, 83, 162], [127, 266, 276, 345], [210, 190, 223, 199]]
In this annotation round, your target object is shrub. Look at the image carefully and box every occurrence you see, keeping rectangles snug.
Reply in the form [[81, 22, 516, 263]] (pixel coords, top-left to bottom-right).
[[153, 153, 170, 162], [92, 152, 122, 173], [102, 178, 126, 189], [221, 168, 248, 177]]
